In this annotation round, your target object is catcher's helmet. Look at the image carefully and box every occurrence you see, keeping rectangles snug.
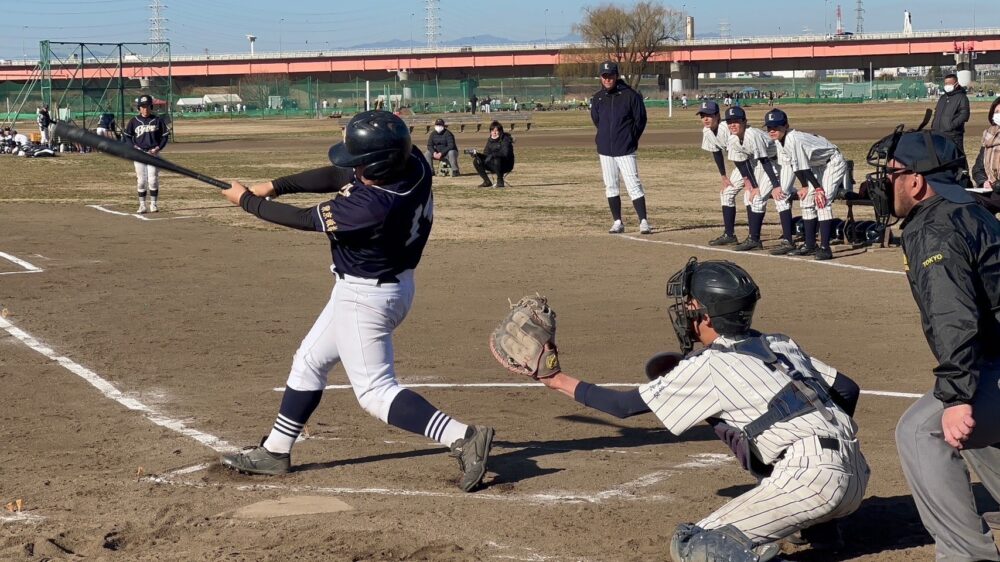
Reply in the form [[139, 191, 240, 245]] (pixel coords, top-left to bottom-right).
[[136, 95, 153, 109], [666, 258, 760, 352], [328, 110, 412, 181]]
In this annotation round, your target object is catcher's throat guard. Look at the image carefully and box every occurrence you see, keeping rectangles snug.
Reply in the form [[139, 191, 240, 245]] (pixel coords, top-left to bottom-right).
[[667, 257, 706, 355]]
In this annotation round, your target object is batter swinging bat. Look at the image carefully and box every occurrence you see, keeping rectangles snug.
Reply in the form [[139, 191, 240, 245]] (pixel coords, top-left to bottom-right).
[[53, 122, 230, 189]]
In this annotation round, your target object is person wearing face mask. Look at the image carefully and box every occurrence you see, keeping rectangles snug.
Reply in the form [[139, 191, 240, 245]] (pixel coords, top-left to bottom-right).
[[971, 97, 1000, 213], [867, 129, 1000, 561], [931, 74, 971, 169], [469, 121, 514, 188], [423, 118, 461, 176]]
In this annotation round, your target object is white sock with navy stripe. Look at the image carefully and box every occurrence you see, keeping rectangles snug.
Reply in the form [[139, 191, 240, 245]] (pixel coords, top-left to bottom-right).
[[262, 387, 323, 454], [427, 410, 468, 448]]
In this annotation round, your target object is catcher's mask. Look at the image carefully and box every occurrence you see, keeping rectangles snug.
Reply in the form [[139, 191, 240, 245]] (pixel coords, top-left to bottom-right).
[[865, 111, 970, 219], [666, 258, 760, 354]]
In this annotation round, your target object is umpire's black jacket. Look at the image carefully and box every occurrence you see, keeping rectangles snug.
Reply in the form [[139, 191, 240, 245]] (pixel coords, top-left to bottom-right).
[[590, 79, 647, 157], [426, 128, 458, 154], [900, 193, 1000, 406]]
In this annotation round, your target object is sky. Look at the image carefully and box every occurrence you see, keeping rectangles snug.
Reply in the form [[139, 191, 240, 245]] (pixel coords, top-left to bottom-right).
[[0, 0, 995, 61]]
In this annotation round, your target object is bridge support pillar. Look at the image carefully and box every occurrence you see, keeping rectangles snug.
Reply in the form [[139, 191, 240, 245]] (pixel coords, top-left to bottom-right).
[[666, 62, 699, 92], [954, 53, 975, 87]]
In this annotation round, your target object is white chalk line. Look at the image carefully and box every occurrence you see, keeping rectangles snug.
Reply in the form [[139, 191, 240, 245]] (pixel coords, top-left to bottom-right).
[[0, 251, 43, 275], [88, 204, 196, 221], [276, 381, 922, 400], [0, 512, 45, 525], [0, 316, 236, 453], [149, 461, 702, 506], [620, 234, 906, 276]]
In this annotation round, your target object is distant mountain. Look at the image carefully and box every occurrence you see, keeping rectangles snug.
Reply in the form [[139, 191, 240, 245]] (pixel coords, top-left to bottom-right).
[[348, 33, 581, 50]]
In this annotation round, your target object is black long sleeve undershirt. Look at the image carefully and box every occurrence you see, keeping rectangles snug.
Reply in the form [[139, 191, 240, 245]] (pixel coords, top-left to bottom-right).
[[712, 150, 727, 176], [573, 382, 651, 419], [759, 158, 780, 188], [734, 160, 758, 189], [239, 191, 318, 231], [794, 169, 822, 188], [272, 166, 355, 196]]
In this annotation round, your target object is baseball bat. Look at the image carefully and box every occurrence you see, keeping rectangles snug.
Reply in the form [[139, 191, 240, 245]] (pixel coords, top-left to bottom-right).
[[53, 122, 230, 189]]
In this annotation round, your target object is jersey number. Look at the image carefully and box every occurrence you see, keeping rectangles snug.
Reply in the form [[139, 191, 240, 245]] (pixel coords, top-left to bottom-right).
[[406, 195, 434, 246]]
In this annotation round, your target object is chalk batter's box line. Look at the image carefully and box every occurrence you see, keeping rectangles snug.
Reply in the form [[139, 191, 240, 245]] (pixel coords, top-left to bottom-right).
[[272, 382, 923, 400], [88, 204, 197, 221], [0, 251, 43, 276], [620, 234, 906, 276]]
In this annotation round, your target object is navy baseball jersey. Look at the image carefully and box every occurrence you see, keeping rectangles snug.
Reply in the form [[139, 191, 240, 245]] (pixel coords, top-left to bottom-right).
[[123, 114, 169, 152], [313, 146, 432, 279]]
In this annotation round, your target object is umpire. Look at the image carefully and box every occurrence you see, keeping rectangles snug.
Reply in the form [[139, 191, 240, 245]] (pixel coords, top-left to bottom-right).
[[878, 131, 1000, 561]]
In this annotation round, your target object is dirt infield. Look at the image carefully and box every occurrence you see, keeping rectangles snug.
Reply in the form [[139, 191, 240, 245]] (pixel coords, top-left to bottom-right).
[[1, 104, 996, 561]]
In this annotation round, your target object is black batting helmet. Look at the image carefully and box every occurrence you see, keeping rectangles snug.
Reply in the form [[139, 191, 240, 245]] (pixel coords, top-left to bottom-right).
[[666, 258, 760, 352], [136, 94, 153, 109], [328, 110, 412, 181]]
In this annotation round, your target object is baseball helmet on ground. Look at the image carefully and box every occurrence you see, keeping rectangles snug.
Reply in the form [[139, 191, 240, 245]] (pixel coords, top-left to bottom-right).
[[666, 257, 761, 352], [328, 110, 412, 181]]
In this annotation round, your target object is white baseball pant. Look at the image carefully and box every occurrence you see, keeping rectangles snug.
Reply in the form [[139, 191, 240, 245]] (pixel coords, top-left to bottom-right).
[[731, 165, 791, 213], [284, 268, 415, 422], [719, 168, 744, 208], [134, 161, 160, 192], [697, 436, 869, 543], [599, 153, 645, 200], [783, 154, 847, 221]]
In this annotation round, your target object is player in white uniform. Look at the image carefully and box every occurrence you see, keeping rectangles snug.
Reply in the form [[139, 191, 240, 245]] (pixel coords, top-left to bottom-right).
[[698, 101, 743, 246], [535, 258, 869, 561], [765, 109, 848, 260], [723, 107, 795, 254]]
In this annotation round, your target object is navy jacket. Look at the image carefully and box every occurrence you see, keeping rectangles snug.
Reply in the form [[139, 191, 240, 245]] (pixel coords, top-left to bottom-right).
[[590, 79, 647, 157]]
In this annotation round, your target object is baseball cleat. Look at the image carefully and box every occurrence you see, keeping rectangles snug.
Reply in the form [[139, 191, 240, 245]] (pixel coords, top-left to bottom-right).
[[478, 180, 493, 188], [734, 237, 763, 251], [814, 247, 834, 261], [708, 233, 738, 246], [788, 245, 817, 257], [769, 239, 796, 255], [220, 439, 291, 475], [639, 219, 652, 235], [149, 202, 159, 213], [608, 220, 625, 234], [137, 202, 147, 214], [449, 425, 494, 492]]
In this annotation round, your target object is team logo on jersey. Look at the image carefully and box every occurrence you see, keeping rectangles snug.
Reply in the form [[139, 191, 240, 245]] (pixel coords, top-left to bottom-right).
[[134, 124, 159, 135]]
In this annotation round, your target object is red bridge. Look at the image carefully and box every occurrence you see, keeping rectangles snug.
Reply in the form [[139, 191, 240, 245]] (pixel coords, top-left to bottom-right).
[[1, 29, 997, 83]]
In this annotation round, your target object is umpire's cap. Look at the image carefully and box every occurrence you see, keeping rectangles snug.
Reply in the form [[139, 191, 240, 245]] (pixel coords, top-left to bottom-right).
[[891, 131, 974, 204], [763, 108, 788, 128], [696, 100, 720, 116], [328, 110, 412, 181], [724, 106, 747, 122]]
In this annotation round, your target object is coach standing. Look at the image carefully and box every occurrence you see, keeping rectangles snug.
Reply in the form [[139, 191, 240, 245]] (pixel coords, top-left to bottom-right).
[[932, 73, 971, 169], [880, 131, 1000, 561], [591, 60, 651, 235]]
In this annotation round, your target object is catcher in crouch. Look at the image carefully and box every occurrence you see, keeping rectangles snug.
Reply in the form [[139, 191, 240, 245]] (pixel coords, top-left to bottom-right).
[[490, 259, 869, 562]]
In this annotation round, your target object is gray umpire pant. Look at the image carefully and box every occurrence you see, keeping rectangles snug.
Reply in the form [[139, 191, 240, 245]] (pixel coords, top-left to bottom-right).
[[423, 149, 460, 175], [896, 367, 1000, 562]]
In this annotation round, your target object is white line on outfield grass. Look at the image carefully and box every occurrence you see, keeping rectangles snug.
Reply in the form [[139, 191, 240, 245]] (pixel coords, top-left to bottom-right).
[[0, 251, 43, 275], [620, 234, 906, 276], [273, 381, 923, 400], [0, 316, 236, 453]]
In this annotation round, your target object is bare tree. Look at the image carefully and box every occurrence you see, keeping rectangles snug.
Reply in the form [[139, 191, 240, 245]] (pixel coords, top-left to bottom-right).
[[570, 2, 684, 90]]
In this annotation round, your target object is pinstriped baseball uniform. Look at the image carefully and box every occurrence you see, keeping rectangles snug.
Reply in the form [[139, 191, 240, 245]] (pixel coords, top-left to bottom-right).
[[727, 127, 790, 214], [599, 153, 645, 200], [702, 125, 744, 207], [775, 130, 847, 221], [638, 333, 869, 542]]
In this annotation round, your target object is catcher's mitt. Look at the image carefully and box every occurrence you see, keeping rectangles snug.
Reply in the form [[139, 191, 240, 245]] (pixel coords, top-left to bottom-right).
[[489, 295, 560, 379]]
